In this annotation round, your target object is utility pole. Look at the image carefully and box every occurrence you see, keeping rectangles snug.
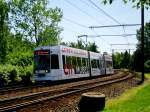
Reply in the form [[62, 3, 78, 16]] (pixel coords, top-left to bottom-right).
[[140, 4, 145, 84]]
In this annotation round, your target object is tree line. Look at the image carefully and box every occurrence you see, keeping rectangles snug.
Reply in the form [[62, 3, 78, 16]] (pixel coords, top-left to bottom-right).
[[112, 22, 150, 73]]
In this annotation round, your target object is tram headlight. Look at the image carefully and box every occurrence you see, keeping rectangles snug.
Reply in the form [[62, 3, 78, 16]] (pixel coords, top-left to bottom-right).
[[45, 70, 48, 73]]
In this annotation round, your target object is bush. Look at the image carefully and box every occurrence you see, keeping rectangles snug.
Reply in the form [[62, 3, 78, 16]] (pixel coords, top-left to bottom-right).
[[9, 68, 21, 86], [7, 51, 33, 67], [19, 65, 33, 85], [0, 64, 33, 87], [144, 60, 150, 73], [0, 64, 13, 86]]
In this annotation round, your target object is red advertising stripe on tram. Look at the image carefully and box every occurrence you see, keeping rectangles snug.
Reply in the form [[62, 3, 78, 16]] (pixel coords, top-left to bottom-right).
[[34, 51, 49, 55]]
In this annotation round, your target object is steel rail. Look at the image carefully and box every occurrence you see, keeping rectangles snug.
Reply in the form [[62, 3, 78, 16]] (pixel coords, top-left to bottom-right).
[[0, 84, 45, 94], [0, 70, 119, 95], [0, 73, 133, 112], [0, 72, 125, 103]]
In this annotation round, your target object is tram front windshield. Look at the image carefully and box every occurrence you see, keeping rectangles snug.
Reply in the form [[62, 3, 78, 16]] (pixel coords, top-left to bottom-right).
[[34, 50, 50, 71]]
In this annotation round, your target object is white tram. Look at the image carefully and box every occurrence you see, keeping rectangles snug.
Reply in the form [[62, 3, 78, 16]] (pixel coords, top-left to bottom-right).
[[33, 45, 113, 81]]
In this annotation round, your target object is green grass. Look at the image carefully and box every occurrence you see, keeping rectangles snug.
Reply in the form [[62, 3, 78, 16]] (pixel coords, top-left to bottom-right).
[[103, 74, 150, 112]]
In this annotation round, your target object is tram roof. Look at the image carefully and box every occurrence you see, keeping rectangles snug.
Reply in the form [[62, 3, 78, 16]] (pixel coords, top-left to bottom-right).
[[34, 45, 111, 58]]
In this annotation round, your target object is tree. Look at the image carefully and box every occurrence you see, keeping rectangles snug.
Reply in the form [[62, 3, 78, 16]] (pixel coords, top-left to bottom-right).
[[67, 40, 99, 52], [10, 0, 63, 46], [112, 51, 131, 69], [69, 40, 85, 50], [87, 42, 99, 53], [131, 49, 142, 71], [136, 22, 150, 61], [0, 0, 64, 86], [131, 22, 150, 72], [120, 50, 130, 68], [0, 0, 9, 63], [102, 0, 150, 8], [38, 24, 62, 46], [112, 52, 123, 69]]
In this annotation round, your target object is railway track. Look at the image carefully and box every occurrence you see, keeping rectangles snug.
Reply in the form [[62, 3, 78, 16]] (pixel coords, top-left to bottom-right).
[[0, 71, 119, 96], [0, 71, 120, 100], [0, 72, 133, 112], [0, 84, 46, 95], [0, 71, 119, 94]]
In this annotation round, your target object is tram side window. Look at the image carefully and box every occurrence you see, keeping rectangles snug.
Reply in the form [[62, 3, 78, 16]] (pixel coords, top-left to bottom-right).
[[99, 60, 103, 68], [51, 55, 59, 69], [64, 55, 76, 68], [82, 58, 86, 67], [67, 56, 72, 65], [97, 60, 100, 68], [91, 59, 97, 68], [72, 56, 77, 67], [82, 58, 88, 71], [77, 57, 81, 67], [106, 61, 112, 68]]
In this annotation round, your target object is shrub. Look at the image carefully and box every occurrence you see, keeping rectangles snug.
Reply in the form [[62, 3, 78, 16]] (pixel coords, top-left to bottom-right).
[[19, 65, 34, 85], [7, 51, 33, 67], [0, 64, 33, 87], [0, 64, 12, 86], [9, 67, 21, 86]]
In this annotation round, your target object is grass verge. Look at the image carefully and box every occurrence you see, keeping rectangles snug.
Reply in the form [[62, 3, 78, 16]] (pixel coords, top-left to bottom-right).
[[103, 73, 150, 112]]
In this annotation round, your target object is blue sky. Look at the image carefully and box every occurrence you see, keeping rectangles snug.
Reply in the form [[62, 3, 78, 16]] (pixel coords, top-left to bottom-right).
[[48, 0, 150, 54]]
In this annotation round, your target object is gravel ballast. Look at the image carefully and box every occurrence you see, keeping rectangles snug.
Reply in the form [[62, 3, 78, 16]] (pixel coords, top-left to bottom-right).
[[18, 77, 138, 112]]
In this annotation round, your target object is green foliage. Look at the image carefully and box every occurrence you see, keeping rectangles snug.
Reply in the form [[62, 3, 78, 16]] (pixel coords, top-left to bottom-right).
[[39, 24, 63, 46], [0, 0, 9, 63], [120, 51, 130, 68], [0, 0, 63, 86], [66, 40, 99, 52], [0, 64, 33, 86], [19, 65, 33, 85], [136, 22, 150, 61], [144, 60, 150, 73], [0, 32, 34, 86], [131, 50, 142, 72], [0, 64, 10, 86], [87, 42, 99, 53], [131, 22, 150, 72], [112, 52, 123, 68], [113, 51, 131, 69], [9, 0, 63, 46], [69, 40, 85, 50], [8, 51, 33, 67], [104, 75, 150, 112], [102, 0, 150, 9], [6, 33, 34, 66], [0, 64, 20, 86]]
